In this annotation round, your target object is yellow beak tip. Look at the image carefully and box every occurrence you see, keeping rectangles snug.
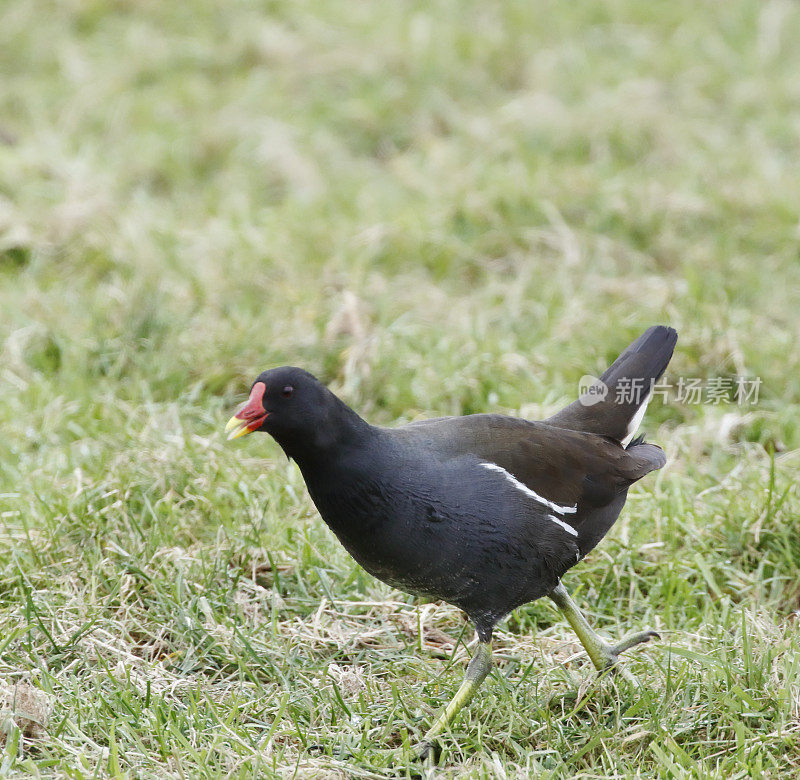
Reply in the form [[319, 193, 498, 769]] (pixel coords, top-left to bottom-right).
[[225, 415, 250, 440]]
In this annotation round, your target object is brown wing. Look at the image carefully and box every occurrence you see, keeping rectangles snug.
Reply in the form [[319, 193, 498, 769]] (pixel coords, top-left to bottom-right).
[[400, 415, 658, 499], [395, 414, 665, 549]]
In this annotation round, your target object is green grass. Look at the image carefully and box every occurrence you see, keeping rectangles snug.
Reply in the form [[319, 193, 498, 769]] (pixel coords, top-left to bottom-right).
[[2, 0, 800, 776]]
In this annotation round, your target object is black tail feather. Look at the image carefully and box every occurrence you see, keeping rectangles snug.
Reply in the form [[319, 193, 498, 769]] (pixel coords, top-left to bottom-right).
[[547, 325, 677, 441]]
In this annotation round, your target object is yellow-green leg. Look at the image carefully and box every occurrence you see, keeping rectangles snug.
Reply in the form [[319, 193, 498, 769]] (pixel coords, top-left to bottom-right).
[[416, 641, 492, 759], [549, 582, 658, 683]]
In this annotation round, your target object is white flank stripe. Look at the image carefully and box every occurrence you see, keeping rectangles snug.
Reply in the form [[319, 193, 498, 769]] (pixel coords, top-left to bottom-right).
[[481, 462, 577, 515], [548, 513, 579, 537], [620, 389, 652, 448]]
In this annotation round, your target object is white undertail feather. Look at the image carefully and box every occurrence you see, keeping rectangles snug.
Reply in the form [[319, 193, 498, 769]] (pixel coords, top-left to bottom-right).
[[480, 462, 578, 536], [620, 389, 652, 448]]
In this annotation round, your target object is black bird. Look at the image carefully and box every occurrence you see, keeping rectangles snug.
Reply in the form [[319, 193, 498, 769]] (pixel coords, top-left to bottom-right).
[[226, 326, 677, 755]]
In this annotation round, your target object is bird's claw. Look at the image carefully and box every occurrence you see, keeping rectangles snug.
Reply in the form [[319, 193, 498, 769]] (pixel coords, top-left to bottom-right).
[[597, 629, 659, 682]]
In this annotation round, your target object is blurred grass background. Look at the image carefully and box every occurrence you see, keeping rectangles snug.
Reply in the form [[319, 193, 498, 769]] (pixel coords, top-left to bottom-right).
[[1, 0, 799, 776]]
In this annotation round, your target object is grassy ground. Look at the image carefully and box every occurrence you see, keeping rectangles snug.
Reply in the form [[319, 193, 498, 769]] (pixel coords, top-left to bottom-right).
[[2, 0, 800, 776]]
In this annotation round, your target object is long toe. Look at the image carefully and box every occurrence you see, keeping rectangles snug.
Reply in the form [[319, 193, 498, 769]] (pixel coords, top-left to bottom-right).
[[611, 629, 660, 656], [598, 629, 659, 683]]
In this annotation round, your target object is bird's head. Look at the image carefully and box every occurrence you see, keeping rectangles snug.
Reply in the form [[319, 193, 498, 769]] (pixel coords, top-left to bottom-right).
[[225, 366, 367, 460]]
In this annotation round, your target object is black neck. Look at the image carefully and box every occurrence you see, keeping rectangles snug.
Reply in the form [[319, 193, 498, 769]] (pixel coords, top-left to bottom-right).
[[273, 394, 376, 468]]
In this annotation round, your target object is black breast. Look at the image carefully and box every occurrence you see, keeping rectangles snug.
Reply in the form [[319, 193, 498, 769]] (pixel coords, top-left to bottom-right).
[[298, 451, 580, 636]]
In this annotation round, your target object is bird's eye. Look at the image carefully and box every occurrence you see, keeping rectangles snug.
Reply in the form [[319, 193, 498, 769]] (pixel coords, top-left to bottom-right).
[[281, 385, 294, 398]]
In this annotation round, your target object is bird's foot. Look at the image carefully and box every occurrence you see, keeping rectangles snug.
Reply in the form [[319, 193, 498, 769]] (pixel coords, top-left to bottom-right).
[[595, 629, 659, 682], [550, 583, 659, 683]]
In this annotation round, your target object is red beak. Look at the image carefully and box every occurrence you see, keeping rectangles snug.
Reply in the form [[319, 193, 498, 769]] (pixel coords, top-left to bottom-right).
[[225, 382, 268, 440]]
